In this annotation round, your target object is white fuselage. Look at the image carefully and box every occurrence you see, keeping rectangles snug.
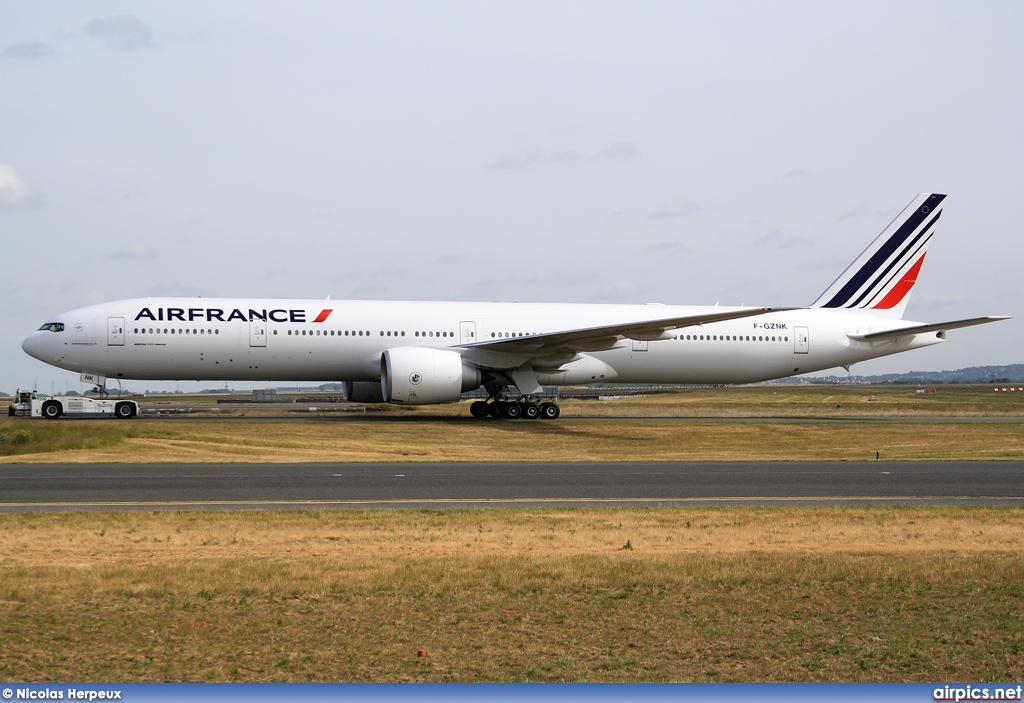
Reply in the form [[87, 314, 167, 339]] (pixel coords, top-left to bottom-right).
[[21, 297, 944, 385]]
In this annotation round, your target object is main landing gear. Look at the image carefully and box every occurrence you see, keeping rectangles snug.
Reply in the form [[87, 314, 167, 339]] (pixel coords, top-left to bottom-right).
[[469, 394, 560, 420]]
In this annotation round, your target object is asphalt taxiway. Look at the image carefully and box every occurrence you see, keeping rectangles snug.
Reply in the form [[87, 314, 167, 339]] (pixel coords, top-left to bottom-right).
[[0, 461, 1022, 511]]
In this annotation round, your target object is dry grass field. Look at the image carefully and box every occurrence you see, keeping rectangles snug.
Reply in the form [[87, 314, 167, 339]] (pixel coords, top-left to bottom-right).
[[1, 507, 1022, 682], [1, 415, 1024, 463], [2, 387, 1021, 683], [3, 384, 1020, 463]]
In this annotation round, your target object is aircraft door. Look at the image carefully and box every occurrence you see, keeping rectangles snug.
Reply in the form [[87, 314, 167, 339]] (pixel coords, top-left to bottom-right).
[[632, 339, 649, 352], [250, 319, 267, 347], [460, 321, 477, 345], [794, 326, 809, 354], [107, 317, 125, 346]]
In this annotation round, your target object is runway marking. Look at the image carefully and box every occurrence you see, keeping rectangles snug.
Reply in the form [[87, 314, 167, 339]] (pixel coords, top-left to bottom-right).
[[1, 496, 1022, 509]]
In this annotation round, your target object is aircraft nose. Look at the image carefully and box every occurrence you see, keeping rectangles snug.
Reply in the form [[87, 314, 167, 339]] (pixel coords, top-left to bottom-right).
[[22, 333, 45, 361]]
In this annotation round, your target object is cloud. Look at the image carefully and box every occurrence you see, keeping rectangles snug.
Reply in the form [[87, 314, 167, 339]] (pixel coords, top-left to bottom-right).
[[594, 142, 641, 160], [645, 241, 693, 256], [109, 242, 157, 260], [488, 149, 544, 170], [0, 165, 41, 207], [649, 201, 699, 220], [4, 41, 54, 59], [435, 254, 466, 265], [785, 169, 812, 179], [755, 230, 810, 250], [550, 150, 585, 163], [838, 202, 871, 221], [85, 15, 156, 52], [755, 230, 785, 246]]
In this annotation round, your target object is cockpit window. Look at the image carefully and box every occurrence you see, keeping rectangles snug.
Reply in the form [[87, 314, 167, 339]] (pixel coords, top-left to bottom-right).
[[38, 322, 64, 332]]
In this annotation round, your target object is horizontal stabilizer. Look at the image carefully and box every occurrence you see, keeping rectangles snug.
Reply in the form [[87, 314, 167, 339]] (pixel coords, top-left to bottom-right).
[[848, 316, 1011, 342]]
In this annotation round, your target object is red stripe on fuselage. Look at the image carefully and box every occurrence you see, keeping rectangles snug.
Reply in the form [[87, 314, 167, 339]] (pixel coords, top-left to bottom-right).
[[313, 309, 333, 323], [872, 254, 926, 310]]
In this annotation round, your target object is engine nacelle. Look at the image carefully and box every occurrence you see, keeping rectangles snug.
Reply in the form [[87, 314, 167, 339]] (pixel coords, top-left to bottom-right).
[[381, 347, 481, 404], [341, 381, 385, 403]]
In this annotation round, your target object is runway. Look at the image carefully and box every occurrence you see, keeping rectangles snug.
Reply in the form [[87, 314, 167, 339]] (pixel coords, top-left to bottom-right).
[[1, 461, 1022, 511]]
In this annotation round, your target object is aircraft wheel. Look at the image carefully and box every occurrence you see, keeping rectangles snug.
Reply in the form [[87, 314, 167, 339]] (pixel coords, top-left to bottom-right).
[[522, 402, 540, 420], [41, 401, 62, 419], [502, 402, 522, 419], [539, 402, 560, 420], [470, 401, 491, 418]]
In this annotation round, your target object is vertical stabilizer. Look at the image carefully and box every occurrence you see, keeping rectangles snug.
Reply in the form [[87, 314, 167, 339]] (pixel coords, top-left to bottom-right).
[[812, 193, 945, 319]]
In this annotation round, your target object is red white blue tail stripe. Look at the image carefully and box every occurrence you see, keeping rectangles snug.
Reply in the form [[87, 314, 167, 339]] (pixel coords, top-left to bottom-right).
[[812, 193, 945, 319]]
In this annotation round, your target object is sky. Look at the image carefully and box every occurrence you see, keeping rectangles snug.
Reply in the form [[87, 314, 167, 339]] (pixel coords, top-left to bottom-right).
[[1, 1, 1022, 394]]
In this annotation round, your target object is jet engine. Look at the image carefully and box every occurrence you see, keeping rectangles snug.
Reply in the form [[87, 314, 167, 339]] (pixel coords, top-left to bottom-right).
[[341, 381, 385, 403], [381, 347, 481, 404]]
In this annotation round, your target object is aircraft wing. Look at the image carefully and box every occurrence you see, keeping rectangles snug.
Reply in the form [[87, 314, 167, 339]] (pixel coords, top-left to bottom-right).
[[848, 316, 1011, 342], [460, 307, 795, 357]]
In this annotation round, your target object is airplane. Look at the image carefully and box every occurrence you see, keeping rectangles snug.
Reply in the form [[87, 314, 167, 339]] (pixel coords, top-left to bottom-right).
[[21, 193, 1008, 420]]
